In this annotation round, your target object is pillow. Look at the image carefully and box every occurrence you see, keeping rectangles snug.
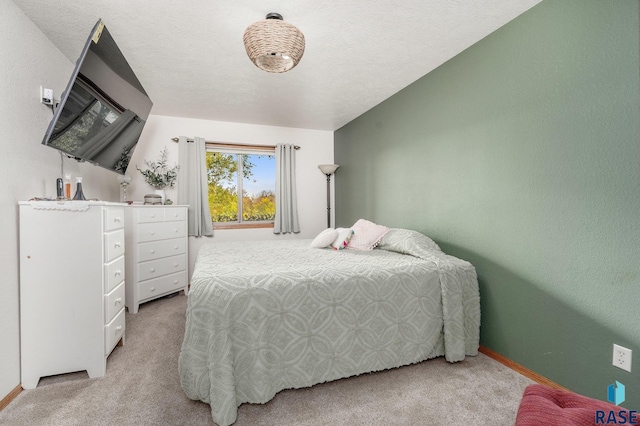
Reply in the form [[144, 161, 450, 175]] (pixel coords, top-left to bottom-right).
[[377, 228, 442, 259], [347, 219, 390, 251], [311, 228, 339, 248], [330, 228, 354, 250], [515, 384, 627, 426]]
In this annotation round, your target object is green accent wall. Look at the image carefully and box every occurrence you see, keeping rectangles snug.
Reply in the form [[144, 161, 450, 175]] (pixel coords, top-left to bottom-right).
[[335, 0, 640, 408]]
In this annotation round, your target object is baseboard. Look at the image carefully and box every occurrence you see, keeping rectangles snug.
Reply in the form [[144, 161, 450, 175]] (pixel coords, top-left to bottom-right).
[[0, 385, 22, 411], [478, 346, 569, 391]]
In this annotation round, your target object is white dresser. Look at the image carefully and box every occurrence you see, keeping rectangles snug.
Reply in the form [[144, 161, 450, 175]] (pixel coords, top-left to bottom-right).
[[19, 201, 126, 389], [124, 205, 188, 314]]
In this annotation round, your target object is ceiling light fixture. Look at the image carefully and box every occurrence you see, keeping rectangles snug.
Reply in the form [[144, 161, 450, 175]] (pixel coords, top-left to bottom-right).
[[243, 13, 305, 73]]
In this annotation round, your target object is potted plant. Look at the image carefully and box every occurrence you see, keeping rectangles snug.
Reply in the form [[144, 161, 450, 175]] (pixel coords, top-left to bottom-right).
[[136, 147, 179, 204]]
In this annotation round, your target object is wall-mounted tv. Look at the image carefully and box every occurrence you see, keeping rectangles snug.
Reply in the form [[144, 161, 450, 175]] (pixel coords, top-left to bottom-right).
[[42, 19, 153, 175]]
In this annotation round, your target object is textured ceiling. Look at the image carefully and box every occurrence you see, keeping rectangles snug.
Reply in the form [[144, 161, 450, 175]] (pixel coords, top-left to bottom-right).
[[13, 0, 541, 131]]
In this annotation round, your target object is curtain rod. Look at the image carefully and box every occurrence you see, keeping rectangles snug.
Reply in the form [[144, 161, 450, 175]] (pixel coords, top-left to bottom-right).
[[170, 137, 300, 150]]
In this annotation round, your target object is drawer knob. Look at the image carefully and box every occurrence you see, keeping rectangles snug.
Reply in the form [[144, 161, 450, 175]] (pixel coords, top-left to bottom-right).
[[174, 280, 179, 285], [116, 325, 122, 331], [115, 297, 122, 304], [174, 246, 178, 250], [114, 216, 121, 222], [150, 268, 156, 273], [174, 229, 178, 233], [173, 263, 178, 267], [115, 270, 122, 276], [114, 242, 121, 248], [150, 249, 156, 254], [150, 214, 156, 218], [150, 287, 155, 292], [150, 231, 155, 235]]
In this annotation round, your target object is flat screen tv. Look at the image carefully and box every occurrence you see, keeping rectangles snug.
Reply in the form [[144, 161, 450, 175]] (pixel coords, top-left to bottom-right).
[[42, 19, 153, 174]]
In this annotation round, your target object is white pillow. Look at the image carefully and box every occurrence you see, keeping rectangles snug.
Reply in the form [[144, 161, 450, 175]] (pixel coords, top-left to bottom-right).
[[347, 219, 390, 251], [311, 228, 339, 248], [331, 228, 354, 250], [377, 228, 442, 258]]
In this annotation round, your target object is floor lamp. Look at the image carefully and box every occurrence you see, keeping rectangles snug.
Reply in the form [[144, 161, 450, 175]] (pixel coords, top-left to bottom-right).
[[318, 164, 339, 228]]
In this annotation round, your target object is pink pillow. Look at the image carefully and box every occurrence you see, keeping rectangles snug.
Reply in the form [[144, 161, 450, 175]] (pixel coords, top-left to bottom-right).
[[347, 219, 389, 251], [516, 384, 628, 426]]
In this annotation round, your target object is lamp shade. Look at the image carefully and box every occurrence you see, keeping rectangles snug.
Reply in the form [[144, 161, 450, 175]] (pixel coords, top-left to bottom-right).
[[318, 164, 339, 175], [244, 13, 305, 73]]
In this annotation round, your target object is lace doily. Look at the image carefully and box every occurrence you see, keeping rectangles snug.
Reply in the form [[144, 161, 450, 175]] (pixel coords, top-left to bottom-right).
[[28, 200, 92, 212]]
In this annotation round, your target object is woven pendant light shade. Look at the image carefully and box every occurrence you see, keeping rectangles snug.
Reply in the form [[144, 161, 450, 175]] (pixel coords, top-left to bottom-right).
[[243, 13, 305, 73]]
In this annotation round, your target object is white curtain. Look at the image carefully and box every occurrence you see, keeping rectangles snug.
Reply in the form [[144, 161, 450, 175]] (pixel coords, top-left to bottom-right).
[[273, 144, 300, 234], [177, 136, 214, 237]]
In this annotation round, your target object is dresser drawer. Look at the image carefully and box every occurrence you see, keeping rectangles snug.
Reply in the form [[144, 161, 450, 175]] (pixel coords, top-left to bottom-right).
[[104, 229, 125, 262], [138, 254, 186, 282], [138, 272, 186, 301], [137, 238, 186, 262], [164, 208, 186, 222], [137, 221, 186, 243], [105, 281, 125, 324], [104, 255, 125, 293], [104, 207, 125, 231], [105, 308, 125, 356], [137, 208, 164, 223]]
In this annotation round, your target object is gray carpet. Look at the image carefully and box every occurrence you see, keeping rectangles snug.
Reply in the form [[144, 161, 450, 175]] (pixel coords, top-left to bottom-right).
[[0, 294, 533, 426]]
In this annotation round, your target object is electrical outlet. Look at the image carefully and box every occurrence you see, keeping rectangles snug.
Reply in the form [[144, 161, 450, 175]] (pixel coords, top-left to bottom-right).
[[613, 344, 632, 372], [40, 86, 53, 105]]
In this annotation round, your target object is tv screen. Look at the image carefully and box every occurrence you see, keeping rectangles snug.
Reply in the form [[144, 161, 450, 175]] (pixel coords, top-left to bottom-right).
[[42, 19, 153, 174]]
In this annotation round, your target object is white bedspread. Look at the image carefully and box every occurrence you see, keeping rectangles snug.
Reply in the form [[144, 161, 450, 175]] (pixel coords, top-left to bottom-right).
[[179, 237, 480, 426]]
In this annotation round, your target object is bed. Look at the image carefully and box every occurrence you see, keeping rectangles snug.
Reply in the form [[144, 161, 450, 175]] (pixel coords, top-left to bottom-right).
[[179, 229, 480, 426]]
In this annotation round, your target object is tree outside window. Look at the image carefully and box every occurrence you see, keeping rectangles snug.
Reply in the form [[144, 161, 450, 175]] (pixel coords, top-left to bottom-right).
[[206, 151, 276, 224]]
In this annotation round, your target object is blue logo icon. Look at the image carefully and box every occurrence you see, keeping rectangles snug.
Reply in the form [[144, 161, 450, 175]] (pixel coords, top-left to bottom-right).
[[608, 381, 625, 406]]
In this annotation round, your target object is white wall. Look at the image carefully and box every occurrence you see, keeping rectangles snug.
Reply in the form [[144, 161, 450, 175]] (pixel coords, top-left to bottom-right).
[[1, 1, 120, 399], [1, 2, 333, 401], [128, 115, 335, 277]]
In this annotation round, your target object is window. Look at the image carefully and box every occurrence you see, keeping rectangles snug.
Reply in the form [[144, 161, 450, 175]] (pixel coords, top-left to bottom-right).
[[206, 147, 276, 228]]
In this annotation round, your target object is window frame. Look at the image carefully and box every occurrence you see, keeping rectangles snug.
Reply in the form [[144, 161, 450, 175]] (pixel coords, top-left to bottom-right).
[[205, 143, 276, 230]]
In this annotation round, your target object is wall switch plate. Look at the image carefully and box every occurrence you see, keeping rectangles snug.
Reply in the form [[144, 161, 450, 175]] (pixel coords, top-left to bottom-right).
[[613, 344, 632, 372], [40, 86, 53, 105]]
